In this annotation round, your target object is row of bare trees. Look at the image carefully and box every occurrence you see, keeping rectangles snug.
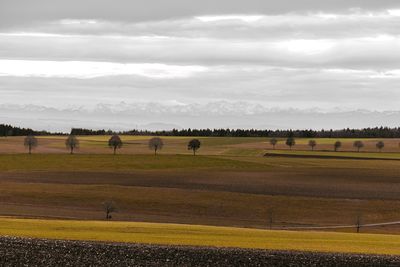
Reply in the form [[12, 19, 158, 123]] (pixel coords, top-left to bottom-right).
[[23, 135, 202, 155], [269, 138, 387, 152], [107, 135, 201, 155]]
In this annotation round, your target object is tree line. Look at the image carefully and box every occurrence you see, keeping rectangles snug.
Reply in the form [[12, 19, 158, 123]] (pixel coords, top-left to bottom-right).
[[2, 124, 400, 138], [270, 138, 388, 152], [0, 124, 43, 136], [123, 127, 400, 138]]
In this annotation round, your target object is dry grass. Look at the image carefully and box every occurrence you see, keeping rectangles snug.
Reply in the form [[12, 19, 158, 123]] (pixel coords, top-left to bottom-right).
[[1, 136, 399, 154], [1, 217, 400, 255]]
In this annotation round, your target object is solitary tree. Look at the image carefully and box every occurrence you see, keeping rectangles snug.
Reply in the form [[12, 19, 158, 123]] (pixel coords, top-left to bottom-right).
[[108, 135, 123, 155], [334, 141, 342, 152], [355, 214, 362, 233], [376, 141, 385, 152], [102, 201, 117, 220], [149, 137, 164, 155], [187, 139, 201, 156], [285, 137, 295, 150], [269, 138, 278, 150], [353, 140, 364, 152], [65, 135, 79, 154], [24, 135, 38, 154], [267, 208, 274, 230], [308, 140, 317, 151]]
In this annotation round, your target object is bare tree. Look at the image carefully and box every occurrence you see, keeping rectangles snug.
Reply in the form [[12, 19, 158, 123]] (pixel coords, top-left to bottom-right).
[[108, 135, 123, 155], [376, 141, 384, 152], [149, 137, 164, 155], [24, 135, 38, 154], [187, 139, 201, 156], [355, 214, 362, 233], [269, 138, 278, 150], [285, 137, 295, 150], [353, 140, 364, 152], [65, 135, 79, 154], [102, 201, 117, 220], [308, 140, 317, 151], [267, 208, 274, 230], [334, 141, 342, 152]]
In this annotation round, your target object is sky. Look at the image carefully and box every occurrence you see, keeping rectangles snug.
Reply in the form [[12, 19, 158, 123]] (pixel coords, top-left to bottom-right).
[[0, 0, 400, 131]]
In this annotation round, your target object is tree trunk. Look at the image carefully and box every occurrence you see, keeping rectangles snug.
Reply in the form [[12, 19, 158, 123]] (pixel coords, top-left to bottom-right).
[[154, 148, 157, 156], [113, 147, 116, 155], [268, 214, 273, 230], [29, 146, 31, 154], [70, 147, 73, 154], [193, 149, 196, 156]]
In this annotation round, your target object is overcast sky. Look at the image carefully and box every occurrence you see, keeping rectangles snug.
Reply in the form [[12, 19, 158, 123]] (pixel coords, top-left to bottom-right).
[[0, 0, 399, 131]]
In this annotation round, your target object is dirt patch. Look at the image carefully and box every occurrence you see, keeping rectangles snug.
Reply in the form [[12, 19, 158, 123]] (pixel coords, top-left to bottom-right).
[[2, 168, 400, 200]]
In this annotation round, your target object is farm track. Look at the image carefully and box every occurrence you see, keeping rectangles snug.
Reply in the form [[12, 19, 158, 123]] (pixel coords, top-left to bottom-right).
[[264, 152, 400, 160], [1, 236, 400, 267]]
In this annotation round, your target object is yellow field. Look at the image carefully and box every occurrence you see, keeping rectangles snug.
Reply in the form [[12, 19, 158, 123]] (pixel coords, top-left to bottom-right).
[[0, 217, 399, 255]]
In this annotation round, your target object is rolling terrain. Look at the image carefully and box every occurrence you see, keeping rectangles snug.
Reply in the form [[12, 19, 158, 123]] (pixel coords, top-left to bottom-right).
[[0, 135, 399, 258], [0, 136, 399, 234]]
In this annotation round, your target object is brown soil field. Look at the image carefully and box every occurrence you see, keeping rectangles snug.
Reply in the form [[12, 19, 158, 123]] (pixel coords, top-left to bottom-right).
[[0, 159, 399, 233]]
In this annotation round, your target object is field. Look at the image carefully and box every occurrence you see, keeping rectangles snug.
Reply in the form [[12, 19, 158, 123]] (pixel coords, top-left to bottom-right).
[[1, 217, 400, 255], [0, 135, 400, 255]]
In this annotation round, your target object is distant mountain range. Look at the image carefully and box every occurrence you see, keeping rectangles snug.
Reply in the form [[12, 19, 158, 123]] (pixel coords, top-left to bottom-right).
[[0, 102, 399, 132]]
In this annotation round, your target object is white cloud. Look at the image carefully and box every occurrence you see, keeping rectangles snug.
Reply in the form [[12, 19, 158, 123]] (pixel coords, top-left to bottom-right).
[[387, 9, 400, 16], [277, 39, 335, 55], [59, 19, 99, 25], [0, 60, 207, 79], [196, 15, 263, 23]]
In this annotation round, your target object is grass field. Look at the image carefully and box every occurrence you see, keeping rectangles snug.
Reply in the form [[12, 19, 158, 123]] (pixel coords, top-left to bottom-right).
[[266, 150, 400, 160], [1, 217, 400, 255], [1, 135, 399, 155]]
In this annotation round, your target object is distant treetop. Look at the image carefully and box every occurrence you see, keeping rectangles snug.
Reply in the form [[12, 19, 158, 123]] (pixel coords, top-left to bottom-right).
[[2, 124, 400, 138]]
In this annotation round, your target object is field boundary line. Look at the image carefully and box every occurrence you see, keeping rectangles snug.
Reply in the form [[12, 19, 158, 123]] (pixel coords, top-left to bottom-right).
[[277, 221, 400, 230]]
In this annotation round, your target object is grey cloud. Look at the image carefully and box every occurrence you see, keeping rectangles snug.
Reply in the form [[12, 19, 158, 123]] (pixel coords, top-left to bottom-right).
[[1, 1, 400, 130], [2, 34, 400, 70], [3, 13, 400, 40], [2, 0, 400, 29]]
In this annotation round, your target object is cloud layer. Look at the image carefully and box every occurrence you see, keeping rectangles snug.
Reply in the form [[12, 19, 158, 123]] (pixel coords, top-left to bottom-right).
[[0, 1, 399, 130]]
